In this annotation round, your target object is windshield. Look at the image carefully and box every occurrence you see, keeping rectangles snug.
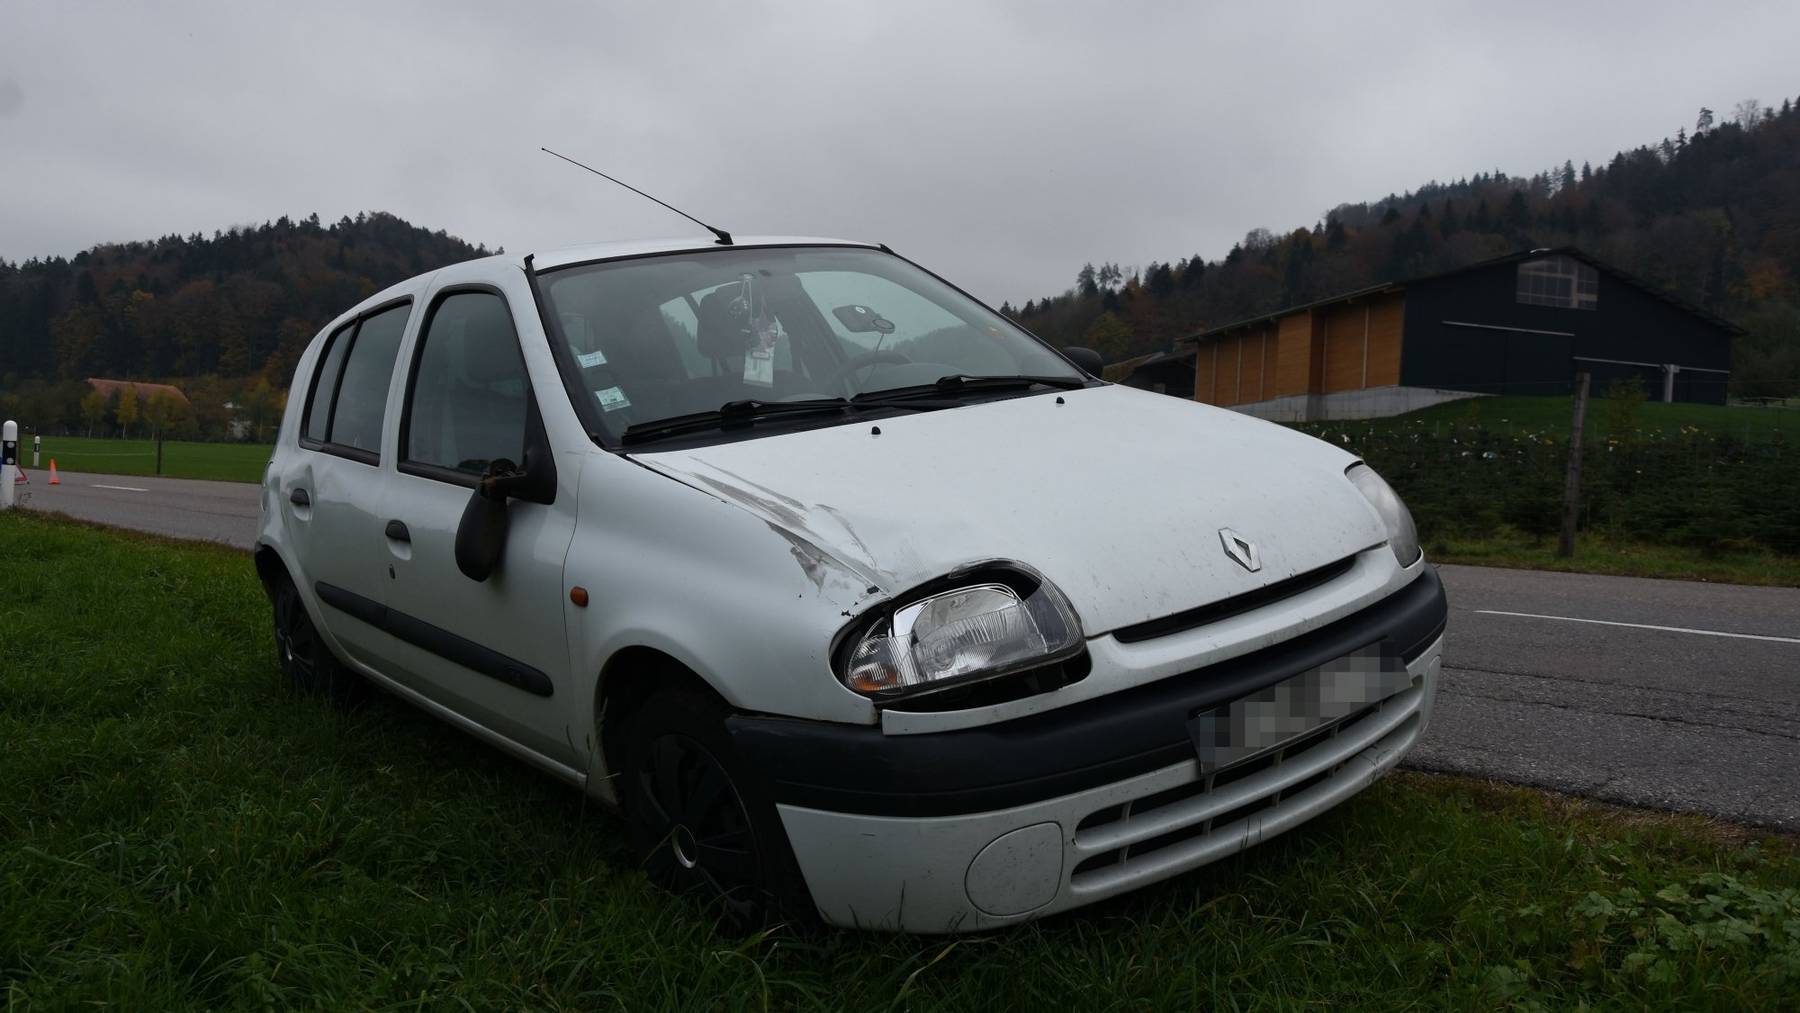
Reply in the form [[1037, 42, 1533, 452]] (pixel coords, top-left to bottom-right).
[[535, 246, 1083, 442]]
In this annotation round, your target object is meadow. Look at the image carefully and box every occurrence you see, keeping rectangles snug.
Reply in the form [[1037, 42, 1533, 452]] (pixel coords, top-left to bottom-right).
[[16, 435, 272, 484], [3, 510, 1797, 1010]]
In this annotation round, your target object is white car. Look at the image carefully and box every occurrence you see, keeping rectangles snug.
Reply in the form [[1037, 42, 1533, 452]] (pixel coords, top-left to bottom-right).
[[257, 236, 1446, 933]]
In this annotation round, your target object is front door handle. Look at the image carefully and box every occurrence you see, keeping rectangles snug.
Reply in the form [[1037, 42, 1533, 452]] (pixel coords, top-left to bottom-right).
[[384, 520, 411, 543], [290, 488, 310, 507]]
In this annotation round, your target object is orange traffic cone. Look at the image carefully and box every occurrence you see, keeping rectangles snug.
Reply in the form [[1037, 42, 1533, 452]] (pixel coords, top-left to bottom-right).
[[48, 458, 59, 485]]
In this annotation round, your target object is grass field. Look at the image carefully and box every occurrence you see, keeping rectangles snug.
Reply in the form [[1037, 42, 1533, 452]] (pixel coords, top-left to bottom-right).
[[4, 510, 1798, 1010], [1430, 527, 1800, 586], [1376, 394, 1800, 442], [17, 435, 272, 483]]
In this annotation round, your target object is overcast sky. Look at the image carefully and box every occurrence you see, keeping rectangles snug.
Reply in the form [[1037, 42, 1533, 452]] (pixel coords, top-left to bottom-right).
[[3, 1, 1796, 305]]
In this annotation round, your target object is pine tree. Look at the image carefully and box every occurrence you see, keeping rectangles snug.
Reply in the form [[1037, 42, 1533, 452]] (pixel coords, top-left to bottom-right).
[[1439, 200, 1459, 239], [1324, 216, 1347, 250], [1504, 190, 1531, 230], [1180, 257, 1206, 289]]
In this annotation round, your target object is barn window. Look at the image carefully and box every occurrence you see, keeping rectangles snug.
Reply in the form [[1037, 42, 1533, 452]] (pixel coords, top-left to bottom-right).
[[1516, 256, 1598, 309]]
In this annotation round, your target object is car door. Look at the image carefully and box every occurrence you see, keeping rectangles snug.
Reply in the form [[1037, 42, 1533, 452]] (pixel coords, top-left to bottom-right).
[[375, 276, 581, 769], [282, 301, 414, 670]]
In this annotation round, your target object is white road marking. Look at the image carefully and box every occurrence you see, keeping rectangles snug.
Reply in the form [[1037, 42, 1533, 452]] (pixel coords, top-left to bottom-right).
[[1474, 609, 1800, 645], [92, 483, 150, 492]]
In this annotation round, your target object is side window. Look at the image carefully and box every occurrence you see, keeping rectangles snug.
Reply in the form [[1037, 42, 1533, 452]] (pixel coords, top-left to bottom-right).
[[328, 303, 410, 456], [303, 322, 355, 443], [403, 291, 529, 477]]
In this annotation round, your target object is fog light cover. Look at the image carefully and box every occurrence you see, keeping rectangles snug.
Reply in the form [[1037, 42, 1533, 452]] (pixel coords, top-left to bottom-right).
[[844, 579, 1081, 698]]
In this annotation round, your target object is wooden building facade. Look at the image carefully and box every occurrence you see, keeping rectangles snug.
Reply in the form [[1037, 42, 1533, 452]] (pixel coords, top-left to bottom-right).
[[1182, 248, 1739, 421]]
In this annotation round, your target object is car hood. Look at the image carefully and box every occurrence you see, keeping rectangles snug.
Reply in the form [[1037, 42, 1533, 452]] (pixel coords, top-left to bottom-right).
[[630, 384, 1387, 636]]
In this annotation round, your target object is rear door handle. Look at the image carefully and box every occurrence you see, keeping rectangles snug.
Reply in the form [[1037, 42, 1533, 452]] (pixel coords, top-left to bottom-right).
[[385, 520, 411, 543], [290, 488, 310, 507]]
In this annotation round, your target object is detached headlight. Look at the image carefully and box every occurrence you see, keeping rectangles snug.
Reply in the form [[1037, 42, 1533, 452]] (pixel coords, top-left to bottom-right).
[[840, 570, 1083, 700], [1347, 463, 1421, 566]]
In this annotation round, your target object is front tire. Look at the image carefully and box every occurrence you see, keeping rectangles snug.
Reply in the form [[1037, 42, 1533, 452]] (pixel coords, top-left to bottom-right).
[[617, 687, 810, 927], [270, 573, 365, 707]]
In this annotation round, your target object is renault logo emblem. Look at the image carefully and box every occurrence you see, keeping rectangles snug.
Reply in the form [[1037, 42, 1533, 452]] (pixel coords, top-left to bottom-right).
[[1219, 528, 1261, 572]]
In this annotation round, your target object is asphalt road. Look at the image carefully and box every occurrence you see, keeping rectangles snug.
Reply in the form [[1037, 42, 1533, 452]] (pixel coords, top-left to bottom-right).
[[1416, 565, 1800, 830], [13, 470, 1800, 827], [16, 468, 261, 549]]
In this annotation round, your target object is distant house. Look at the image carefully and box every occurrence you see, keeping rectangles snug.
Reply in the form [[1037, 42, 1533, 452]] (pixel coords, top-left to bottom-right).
[[1180, 247, 1741, 421], [1119, 347, 1197, 399], [86, 378, 191, 407]]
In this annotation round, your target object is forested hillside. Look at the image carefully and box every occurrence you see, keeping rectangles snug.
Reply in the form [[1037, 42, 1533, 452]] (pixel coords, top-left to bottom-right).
[[6, 95, 1800, 439], [0, 213, 492, 436], [1007, 98, 1800, 397]]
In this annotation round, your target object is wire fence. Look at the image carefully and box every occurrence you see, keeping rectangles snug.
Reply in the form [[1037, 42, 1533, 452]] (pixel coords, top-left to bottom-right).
[[1301, 414, 1798, 555]]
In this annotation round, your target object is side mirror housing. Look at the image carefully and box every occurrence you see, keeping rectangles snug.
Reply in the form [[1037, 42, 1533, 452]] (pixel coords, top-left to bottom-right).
[[1062, 345, 1104, 377], [453, 406, 558, 582]]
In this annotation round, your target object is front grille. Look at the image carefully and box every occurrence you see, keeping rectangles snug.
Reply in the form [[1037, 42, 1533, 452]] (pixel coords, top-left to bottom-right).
[[1068, 676, 1423, 891], [1111, 554, 1360, 644]]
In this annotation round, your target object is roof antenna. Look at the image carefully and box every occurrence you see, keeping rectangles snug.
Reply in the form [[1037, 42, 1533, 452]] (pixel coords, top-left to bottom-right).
[[541, 147, 732, 245]]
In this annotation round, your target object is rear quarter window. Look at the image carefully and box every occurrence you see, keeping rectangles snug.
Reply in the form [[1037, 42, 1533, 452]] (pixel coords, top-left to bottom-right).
[[302, 322, 354, 444]]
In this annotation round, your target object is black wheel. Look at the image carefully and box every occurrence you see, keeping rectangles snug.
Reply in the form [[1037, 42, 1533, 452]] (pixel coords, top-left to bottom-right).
[[271, 573, 365, 707], [618, 687, 809, 927]]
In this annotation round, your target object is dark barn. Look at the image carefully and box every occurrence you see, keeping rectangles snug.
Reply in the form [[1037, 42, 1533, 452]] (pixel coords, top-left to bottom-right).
[[1184, 247, 1740, 421], [1119, 347, 1197, 399]]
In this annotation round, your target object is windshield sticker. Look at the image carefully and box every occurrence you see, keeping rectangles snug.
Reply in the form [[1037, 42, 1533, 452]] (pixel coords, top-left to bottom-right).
[[594, 386, 632, 412], [576, 349, 608, 368]]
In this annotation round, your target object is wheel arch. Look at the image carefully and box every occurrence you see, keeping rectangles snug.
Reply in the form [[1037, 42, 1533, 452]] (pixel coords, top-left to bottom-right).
[[593, 646, 732, 791]]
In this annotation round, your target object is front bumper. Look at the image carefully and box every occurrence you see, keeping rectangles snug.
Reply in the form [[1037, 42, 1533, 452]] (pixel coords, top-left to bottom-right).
[[730, 566, 1447, 932]]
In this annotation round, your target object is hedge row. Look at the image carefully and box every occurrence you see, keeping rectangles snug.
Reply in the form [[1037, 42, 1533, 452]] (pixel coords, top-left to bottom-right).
[[1299, 420, 1800, 556]]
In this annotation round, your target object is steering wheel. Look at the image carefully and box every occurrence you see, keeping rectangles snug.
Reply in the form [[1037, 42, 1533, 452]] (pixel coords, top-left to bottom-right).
[[818, 349, 912, 392]]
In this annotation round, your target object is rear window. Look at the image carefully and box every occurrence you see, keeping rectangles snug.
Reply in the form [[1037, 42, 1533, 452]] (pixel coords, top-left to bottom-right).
[[301, 301, 411, 459]]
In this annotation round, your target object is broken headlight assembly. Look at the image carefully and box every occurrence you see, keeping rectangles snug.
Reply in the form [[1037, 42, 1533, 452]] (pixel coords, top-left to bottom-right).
[[837, 566, 1084, 703]]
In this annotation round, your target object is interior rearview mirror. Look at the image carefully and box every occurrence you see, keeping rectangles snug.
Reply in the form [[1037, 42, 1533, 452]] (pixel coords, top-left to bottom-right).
[[832, 304, 896, 334]]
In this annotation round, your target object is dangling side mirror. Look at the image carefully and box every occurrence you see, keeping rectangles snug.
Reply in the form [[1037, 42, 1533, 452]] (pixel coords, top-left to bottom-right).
[[455, 469, 512, 582], [1061, 345, 1104, 377], [453, 403, 558, 582]]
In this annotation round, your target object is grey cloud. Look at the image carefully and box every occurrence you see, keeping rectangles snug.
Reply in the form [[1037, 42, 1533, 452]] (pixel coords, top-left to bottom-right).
[[2, 0, 1796, 306]]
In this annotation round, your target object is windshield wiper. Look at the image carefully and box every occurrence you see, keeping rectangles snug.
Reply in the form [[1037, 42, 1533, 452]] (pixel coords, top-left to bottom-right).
[[852, 374, 1088, 403], [621, 398, 850, 445]]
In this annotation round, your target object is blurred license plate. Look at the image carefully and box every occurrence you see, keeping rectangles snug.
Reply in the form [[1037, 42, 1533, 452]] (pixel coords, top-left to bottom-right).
[[1187, 643, 1410, 773]]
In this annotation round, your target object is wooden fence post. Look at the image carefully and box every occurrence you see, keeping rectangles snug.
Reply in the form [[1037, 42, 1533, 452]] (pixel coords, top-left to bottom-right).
[[1558, 372, 1591, 558]]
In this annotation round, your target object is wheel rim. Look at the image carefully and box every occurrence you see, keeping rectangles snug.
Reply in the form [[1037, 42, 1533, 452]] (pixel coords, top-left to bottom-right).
[[635, 733, 759, 913]]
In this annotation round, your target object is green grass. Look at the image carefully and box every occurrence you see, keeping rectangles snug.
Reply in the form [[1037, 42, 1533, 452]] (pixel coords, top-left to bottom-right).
[[3, 512, 1799, 1009], [19, 435, 272, 483], [1382, 394, 1800, 442], [1431, 528, 1800, 586]]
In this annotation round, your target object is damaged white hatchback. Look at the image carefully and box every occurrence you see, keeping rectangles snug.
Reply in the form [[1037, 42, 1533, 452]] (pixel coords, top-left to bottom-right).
[[257, 236, 1447, 933]]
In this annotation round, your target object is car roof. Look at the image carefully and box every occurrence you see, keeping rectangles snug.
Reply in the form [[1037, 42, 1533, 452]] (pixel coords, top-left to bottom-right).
[[522, 235, 877, 272], [323, 235, 882, 335]]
